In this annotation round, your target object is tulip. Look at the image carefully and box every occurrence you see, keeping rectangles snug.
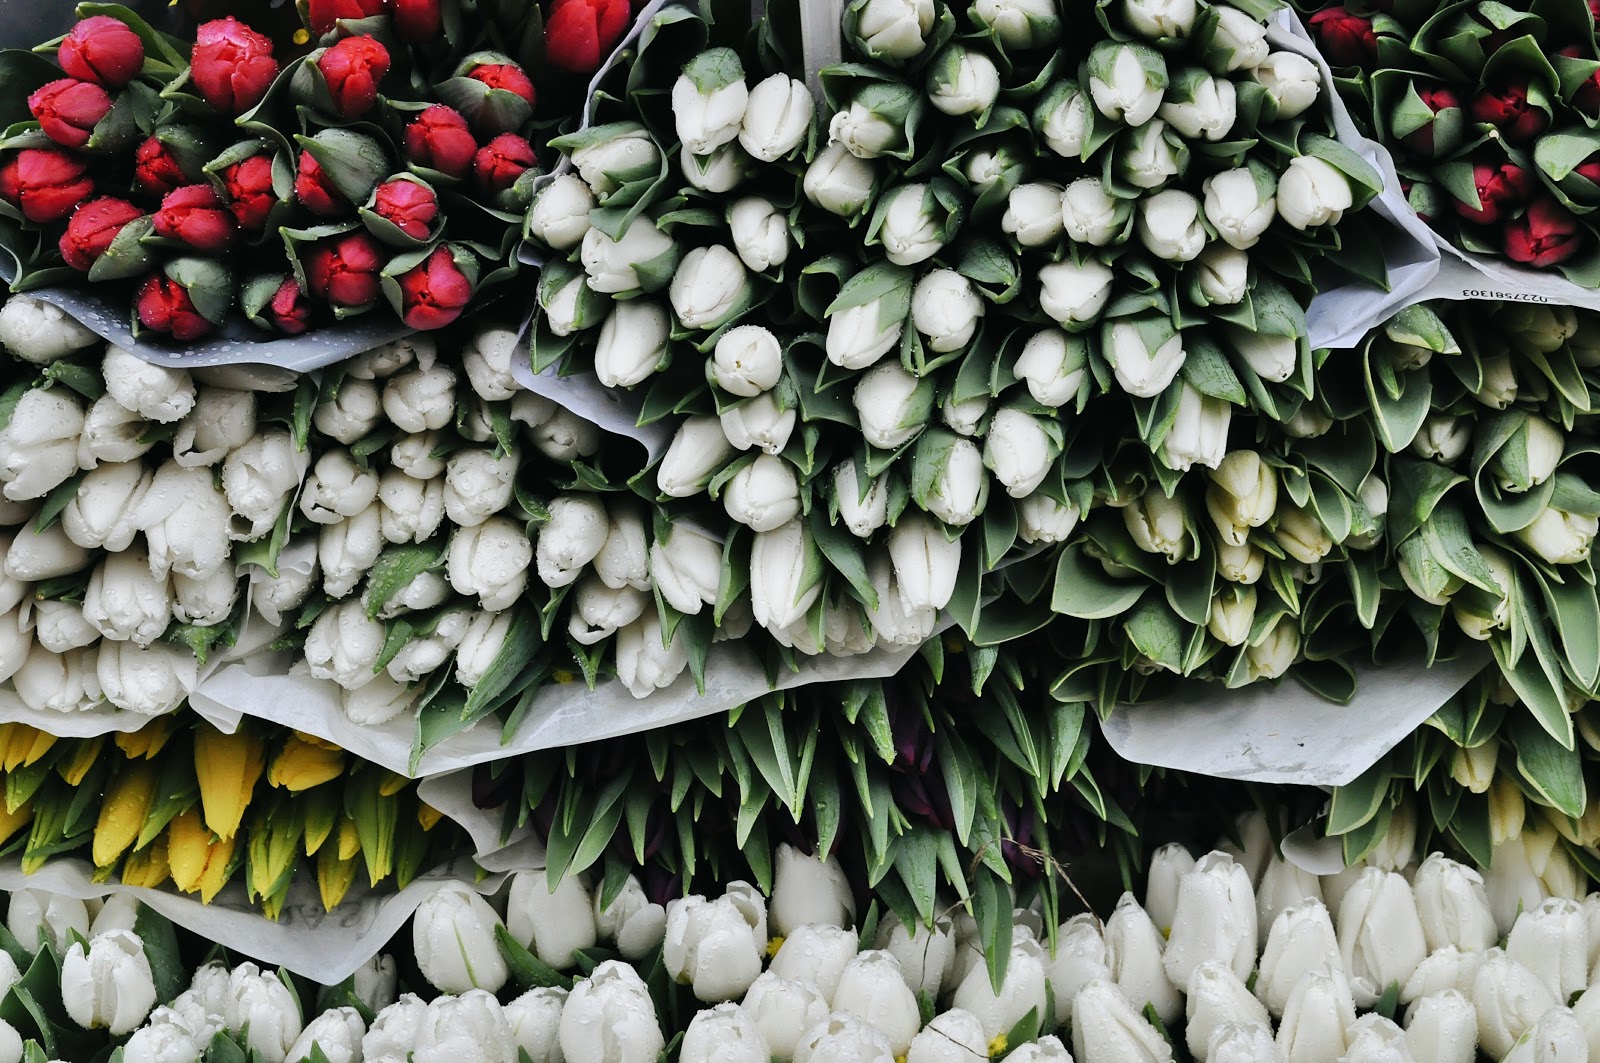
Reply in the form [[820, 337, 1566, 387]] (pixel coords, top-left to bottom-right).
[[927, 46, 1001, 118], [284, 1006, 364, 1063], [791, 1013, 896, 1063], [1272, 966, 1355, 1062], [0, 295, 96, 365], [1187, 244, 1247, 305], [1164, 851, 1256, 991], [221, 431, 304, 542], [504, 870, 598, 971], [59, 16, 143, 87], [761, 926, 851, 1003], [884, 514, 957, 611], [581, 219, 674, 297], [722, 392, 797, 456], [1203, 166, 1276, 250], [569, 126, 660, 201], [1029, 81, 1089, 162], [1137, 189, 1207, 262], [411, 990, 516, 1063], [1058, 177, 1125, 246], [656, 416, 733, 497], [1000, 182, 1065, 248], [22, 80, 114, 161], [1257, 899, 1340, 1016], [1089, 40, 1168, 127], [0, 388, 86, 502], [361, 994, 429, 1063], [738, 977, 829, 1059], [172, 387, 254, 468], [8, 891, 89, 957], [1185, 962, 1270, 1061], [875, 183, 948, 265], [967, 0, 1054, 47], [670, 245, 749, 330], [122, 1009, 205, 1063], [942, 394, 989, 439], [1204, 5, 1268, 71], [1163, 383, 1230, 472], [672, 49, 749, 156], [0, 148, 93, 224], [1516, 507, 1598, 565], [60, 197, 145, 274], [853, 363, 931, 449], [593, 876, 667, 961], [1226, 325, 1298, 385], [983, 407, 1056, 498], [745, 521, 820, 633], [99, 637, 193, 713], [447, 610, 512, 690], [827, 462, 887, 540], [303, 232, 384, 309], [828, 293, 907, 371], [864, 913, 950, 1000], [81, 550, 171, 647], [225, 965, 303, 1063], [560, 961, 665, 1063], [735, 73, 812, 161], [1244, 615, 1300, 681], [849, 0, 935, 59], [1251, 51, 1319, 120], [1403, 990, 1477, 1063], [1038, 259, 1113, 329], [911, 269, 983, 354], [1205, 451, 1277, 545], [301, 599, 384, 690], [1118, 118, 1183, 189], [1123, 0, 1194, 37], [1475, 949, 1560, 1059], [4, 514, 88, 582], [1339, 1015, 1418, 1063], [12, 642, 94, 712], [1277, 155, 1354, 230], [710, 325, 784, 397], [412, 885, 509, 995], [804, 141, 878, 217], [918, 437, 985, 526], [1124, 488, 1189, 564], [1012, 494, 1076, 546], [443, 448, 518, 530], [442, 516, 528, 611], [826, 952, 919, 1054], [473, 134, 536, 200], [615, 610, 689, 696], [769, 843, 855, 936], [318, 504, 382, 597], [1158, 67, 1236, 141], [1105, 317, 1186, 398], [492, 989, 566, 1063], [1103, 893, 1183, 1024], [63, 928, 158, 1037], [1506, 898, 1588, 1003], [1256, 853, 1324, 940], [644, 527, 720, 618], [718, 453, 796, 531], [524, 177, 594, 254], [190, 18, 277, 115], [1071, 979, 1175, 1062], [31, 600, 94, 654]]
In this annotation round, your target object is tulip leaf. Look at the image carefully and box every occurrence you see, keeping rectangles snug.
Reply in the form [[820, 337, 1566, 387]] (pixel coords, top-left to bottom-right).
[[133, 907, 185, 1006], [809, 510, 878, 612], [1050, 544, 1148, 620], [972, 863, 1013, 995], [1511, 713, 1587, 819], [1327, 757, 1390, 836], [494, 924, 574, 992], [893, 828, 940, 925]]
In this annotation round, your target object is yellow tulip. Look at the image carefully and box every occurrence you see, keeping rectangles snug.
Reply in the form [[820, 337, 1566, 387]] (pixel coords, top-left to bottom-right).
[[336, 817, 361, 862], [193, 724, 265, 842], [267, 735, 345, 792], [94, 762, 158, 868], [0, 800, 32, 848], [317, 847, 358, 913], [377, 771, 408, 798], [167, 809, 236, 903], [55, 737, 105, 787], [418, 803, 443, 832], [121, 839, 170, 890], [115, 718, 175, 760], [0, 724, 56, 772]]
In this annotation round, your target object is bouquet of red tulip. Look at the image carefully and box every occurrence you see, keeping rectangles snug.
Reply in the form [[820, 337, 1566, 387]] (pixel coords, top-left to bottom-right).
[[1303, 0, 1600, 282], [0, 0, 633, 347]]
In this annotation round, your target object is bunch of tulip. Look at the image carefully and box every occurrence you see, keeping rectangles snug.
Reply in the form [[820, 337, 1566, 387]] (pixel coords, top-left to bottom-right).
[[0, 0, 575, 341], [522, 0, 1387, 664], [0, 717, 467, 918], [1305, 0, 1600, 277]]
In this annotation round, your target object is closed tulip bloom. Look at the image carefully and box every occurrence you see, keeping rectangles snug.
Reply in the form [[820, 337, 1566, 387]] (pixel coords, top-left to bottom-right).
[[571, 127, 660, 199], [1278, 156, 1353, 229], [525, 174, 594, 251], [727, 198, 790, 274], [1088, 40, 1168, 125], [1475, 949, 1559, 1060], [1106, 317, 1186, 398], [650, 527, 722, 616], [1039, 916, 1107, 1008], [225, 965, 303, 1063], [593, 876, 667, 961], [377, 471, 445, 545], [1252, 51, 1319, 118], [313, 379, 382, 445], [413, 886, 509, 995], [1516, 508, 1598, 565], [300, 452, 378, 525], [1412, 854, 1498, 955], [671, 1003, 768, 1063], [5, 515, 88, 582], [1059, 177, 1125, 245], [363, 995, 429, 1063], [411, 990, 514, 1063], [615, 609, 689, 697], [1144, 845, 1195, 937], [1139, 189, 1206, 261], [664, 892, 765, 1003], [30, 601, 94, 655], [710, 324, 784, 396], [1203, 167, 1276, 250], [536, 495, 608, 588], [61, 930, 157, 1036], [748, 520, 822, 632], [503, 988, 567, 1063], [912, 269, 983, 353], [1160, 68, 1236, 139], [1117, 118, 1183, 189], [1204, 6, 1268, 71], [792, 1013, 896, 1063], [1256, 853, 1324, 940], [172, 567, 238, 626], [1002, 182, 1066, 247], [1257, 899, 1339, 1016], [876, 184, 946, 265], [1340, 1015, 1418, 1063], [559, 961, 664, 1063], [383, 365, 456, 434], [104, 347, 196, 424], [1276, 966, 1356, 1062], [927, 46, 1000, 118], [889, 514, 960, 611], [285, 1007, 363, 1063], [1105, 893, 1183, 1024], [722, 392, 797, 455], [1335, 868, 1428, 1008], [741, 973, 831, 1058], [835, 462, 891, 538], [1039, 259, 1113, 329], [1196, 244, 1249, 305], [1035, 80, 1091, 159], [672, 49, 749, 155], [455, 610, 516, 689], [82, 551, 171, 646], [1124, 489, 1189, 564], [589, 507, 648, 593], [943, 393, 989, 437], [303, 600, 385, 690], [984, 407, 1057, 498], [581, 219, 675, 296], [828, 297, 906, 371], [851, 0, 935, 58], [508, 869, 598, 970], [1071, 979, 1176, 1062], [384, 608, 466, 683], [444, 448, 518, 528], [1019, 493, 1081, 544], [855, 363, 934, 449], [766, 925, 856, 1002], [1403, 990, 1477, 1063], [874, 913, 954, 999], [804, 142, 878, 218], [318, 505, 381, 598], [8, 891, 88, 958], [1501, 1006, 1587, 1063], [1412, 413, 1472, 463], [657, 417, 734, 497], [1185, 962, 1270, 1060], [1125, 0, 1195, 37], [1164, 851, 1256, 991], [0, 294, 97, 365], [448, 517, 531, 611], [1163, 383, 1229, 471], [723, 454, 800, 531], [122, 1008, 206, 1063], [1205, 451, 1276, 545], [671, 246, 749, 330], [61, 461, 151, 553], [1491, 416, 1563, 493], [922, 438, 986, 526], [771, 843, 855, 936], [1506, 899, 1588, 1003], [223, 431, 305, 541], [79, 394, 153, 466], [0, 387, 86, 502], [828, 952, 919, 1054], [740, 74, 812, 161]]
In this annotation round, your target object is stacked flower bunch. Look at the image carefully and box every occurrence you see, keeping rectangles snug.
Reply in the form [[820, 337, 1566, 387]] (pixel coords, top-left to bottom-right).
[[521, 0, 1388, 668], [0, 718, 467, 917], [1305, 0, 1600, 278], [0, 0, 582, 341]]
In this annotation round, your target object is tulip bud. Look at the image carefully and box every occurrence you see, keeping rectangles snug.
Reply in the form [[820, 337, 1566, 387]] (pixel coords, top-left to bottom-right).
[[1104, 893, 1183, 1024], [61, 930, 157, 1037], [412, 885, 509, 995], [770, 843, 855, 935], [658, 416, 734, 497], [1163, 382, 1230, 472], [1165, 851, 1257, 991], [1088, 40, 1169, 125], [1505, 898, 1588, 1003], [1000, 181, 1065, 247], [741, 973, 830, 1058], [672, 49, 749, 156], [177, 388, 257, 471], [1475, 949, 1560, 1060], [1403, 990, 1477, 1063], [722, 392, 797, 456], [224, 964, 303, 1063], [0, 295, 96, 365], [804, 141, 878, 218], [445, 515, 532, 612], [1252, 51, 1320, 119], [1275, 965, 1357, 1062], [1257, 899, 1340, 1017], [1038, 258, 1114, 329], [507, 869, 598, 971], [1516, 507, 1598, 565], [1184, 961, 1271, 1061], [885, 514, 958, 611], [828, 951, 920, 1054], [854, 363, 934, 449], [983, 406, 1056, 498], [723, 454, 800, 532], [912, 269, 984, 353], [671, 245, 750, 331], [828, 280, 909, 371], [1072, 978, 1176, 1062], [1124, 488, 1190, 564], [525, 174, 594, 252], [1277, 155, 1354, 230], [1336, 867, 1428, 1008], [1203, 165, 1276, 250], [1105, 317, 1186, 398], [285, 1006, 363, 1063], [1060, 176, 1128, 245], [726, 198, 790, 275]]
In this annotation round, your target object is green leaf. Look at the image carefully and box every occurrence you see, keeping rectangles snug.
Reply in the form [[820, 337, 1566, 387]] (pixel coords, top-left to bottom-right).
[[1050, 544, 1148, 619], [1327, 757, 1390, 836], [495, 924, 574, 991], [363, 543, 446, 618]]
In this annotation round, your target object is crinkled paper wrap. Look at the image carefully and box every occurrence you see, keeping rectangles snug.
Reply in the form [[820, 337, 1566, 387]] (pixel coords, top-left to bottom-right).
[[0, 857, 508, 986], [415, 770, 536, 869], [1413, 242, 1600, 311], [191, 633, 929, 778], [1099, 648, 1490, 786], [1270, 11, 1442, 351]]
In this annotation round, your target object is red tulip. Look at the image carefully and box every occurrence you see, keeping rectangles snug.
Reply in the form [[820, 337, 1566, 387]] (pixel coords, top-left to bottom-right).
[[134, 136, 189, 199], [544, 0, 631, 74], [1577, 157, 1600, 185], [267, 277, 313, 334], [370, 178, 438, 239], [1308, 6, 1378, 68], [1400, 85, 1462, 158], [388, 0, 442, 41], [303, 231, 384, 307], [136, 274, 215, 341], [466, 62, 536, 107], [294, 151, 350, 217], [28, 79, 113, 150], [59, 197, 143, 272], [1564, 45, 1600, 117], [191, 18, 278, 116], [58, 16, 144, 89], [308, 0, 386, 35], [394, 246, 473, 329], [1505, 198, 1583, 267], [317, 35, 390, 119], [1470, 81, 1548, 145], [152, 184, 236, 252], [220, 155, 277, 231], [1451, 160, 1535, 225], [473, 133, 536, 196], [403, 105, 477, 180], [0, 148, 94, 224]]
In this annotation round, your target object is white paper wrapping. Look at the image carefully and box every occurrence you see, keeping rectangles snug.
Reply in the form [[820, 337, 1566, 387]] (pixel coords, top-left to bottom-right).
[[192, 634, 927, 778], [1412, 242, 1600, 311], [1100, 649, 1490, 786], [0, 857, 508, 986], [415, 770, 535, 868], [510, 334, 676, 463], [1269, 12, 1442, 352]]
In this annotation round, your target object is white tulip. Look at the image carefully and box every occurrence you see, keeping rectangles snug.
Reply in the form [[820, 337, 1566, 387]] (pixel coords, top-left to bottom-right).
[[984, 407, 1056, 498], [1276, 966, 1356, 1063], [770, 925, 859, 1002], [1072, 979, 1176, 1062], [61, 460, 150, 553], [29, 600, 93, 654], [1202, 167, 1276, 250], [571, 126, 661, 199], [1118, 118, 1182, 188], [832, 94, 902, 158], [1061, 177, 1125, 245], [912, 269, 983, 353], [1205, 6, 1269, 72], [615, 609, 688, 697], [1228, 326, 1298, 384], [98, 641, 198, 716], [1159, 69, 1236, 140], [0, 295, 96, 363], [502, 988, 566, 1063], [657, 416, 734, 497], [303, 600, 385, 690], [299, 451, 377, 525], [952, 929, 1048, 1041], [1002, 182, 1066, 247], [1046, 915, 1111, 1004], [942, 392, 989, 437], [792, 1013, 897, 1063], [1018, 492, 1080, 544], [12, 642, 99, 712], [723, 454, 801, 532], [1105, 318, 1185, 397], [1038, 259, 1113, 329], [1004, 1036, 1074, 1063], [1124, 0, 1195, 38], [1403, 990, 1478, 1063], [1088, 40, 1168, 125], [877, 183, 947, 266], [0, 387, 86, 501], [526, 174, 594, 251], [721, 392, 796, 456], [829, 296, 906, 371], [104, 346, 195, 423], [1186, 961, 1270, 1061], [61, 929, 157, 1036], [1277, 155, 1354, 230], [447, 517, 531, 611], [1473, 949, 1559, 1059], [828, 463, 887, 540], [382, 364, 456, 434], [727, 198, 790, 275], [739, 73, 812, 161], [928, 45, 1000, 118], [1208, 1023, 1281, 1063], [851, 0, 935, 59], [535, 495, 608, 588], [1164, 851, 1256, 991], [1413, 854, 1497, 954], [1124, 488, 1189, 563], [742, 973, 831, 1058], [672, 51, 749, 155], [122, 1008, 205, 1063], [1146, 844, 1195, 936], [1163, 382, 1229, 471], [1106, 892, 1183, 1024], [78, 393, 151, 465], [350, 954, 397, 1015], [804, 142, 878, 218], [1252, 51, 1319, 118], [770, 843, 855, 935], [889, 514, 959, 610], [412, 886, 508, 995], [82, 551, 171, 647], [855, 363, 933, 450], [875, 913, 954, 999], [1488, 824, 1585, 935], [1517, 508, 1599, 565], [1139, 189, 1206, 261], [1256, 853, 1324, 940], [906, 1009, 987, 1063], [671, 246, 749, 330], [749, 520, 823, 633], [1340, 1015, 1418, 1063], [362, 994, 429, 1063], [222, 431, 304, 540], [710, 324, 783, 397], [451, 610, 513, 690], [593, 876, 666, 961], [832, 952, 920, 1055], [508, 869, 598, 971], [1257, 899, 1340, 1017], [412, 990, 515, 1063], [1196, 244, 1249, 305], [592, 301, 670, 389], [676, 1003, 770, 1063], [224, 965, 303, 1063], [1506, 898, 1588, 1003], [648, 527, 721, 616], [286, 1007, 364, 1063], [665, 893, 765, 1003], [312, 380, 382, 448], [923, 437, 988, 526]]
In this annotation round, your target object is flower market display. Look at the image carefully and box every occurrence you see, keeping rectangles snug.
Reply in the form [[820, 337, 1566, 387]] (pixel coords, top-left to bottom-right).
[[1, 0, 1600, 1059]]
